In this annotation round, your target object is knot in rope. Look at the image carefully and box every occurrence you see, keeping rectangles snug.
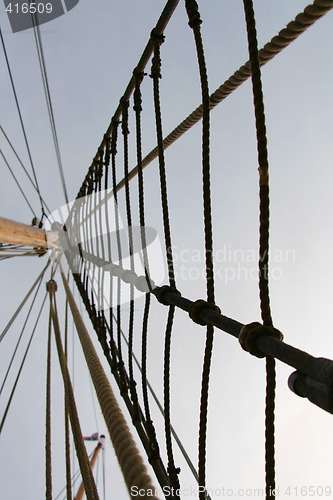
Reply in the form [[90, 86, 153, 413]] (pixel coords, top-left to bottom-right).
[[146, 419, 160, 462], [150, 30, 165, 80], [238, 322, 283, 358], [46, 279, 58, 294], [150, 29, 165, 47], [188, 299, 221, 326], [120, 98, 130, 136], [155, 285, 180, 306], [167, 464, 181, 488], [103, 137, 112, 166], [110, 119, 119, 155], [133, 69, 145, 112], [185, 0, 203, 29]]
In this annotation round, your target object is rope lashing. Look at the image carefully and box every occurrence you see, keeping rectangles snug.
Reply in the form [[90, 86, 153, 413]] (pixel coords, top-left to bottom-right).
[[188, 300, 221, 326], [154, 285, 181, 306], [150, 30, 165, 80], [239, 322, 284, 358], [185, 0, 202, 29]]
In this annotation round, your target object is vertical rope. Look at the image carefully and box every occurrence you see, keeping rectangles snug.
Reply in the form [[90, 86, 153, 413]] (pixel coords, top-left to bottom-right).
[[60, 269, 160, 499], [242, 1, 276, 497], [47, 281, 100, 500], [64, 296, 73, 500], [110, 120, 127, 392], [122, 95, 141, 421], [150, 32, 180, 493], [45, 303, 52, 500], [185, 1, 215, 498]]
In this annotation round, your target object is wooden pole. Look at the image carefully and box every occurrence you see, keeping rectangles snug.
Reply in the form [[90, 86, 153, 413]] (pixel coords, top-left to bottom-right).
[[75, 439, 103, 500], [0, 216, 59, 248]]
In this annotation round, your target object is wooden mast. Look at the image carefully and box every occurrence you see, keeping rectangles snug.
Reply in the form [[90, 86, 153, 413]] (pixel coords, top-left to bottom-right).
[[0, 216, 59, 249], [75, 436, 104, 500]]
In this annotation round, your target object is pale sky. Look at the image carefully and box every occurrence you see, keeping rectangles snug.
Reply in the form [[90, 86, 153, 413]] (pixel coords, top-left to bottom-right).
[[0, 1, 333, 499]]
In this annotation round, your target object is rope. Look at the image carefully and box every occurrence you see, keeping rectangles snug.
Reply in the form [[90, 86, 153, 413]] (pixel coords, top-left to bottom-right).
[[242, 1, 276, 497], [45, 302, 52, 500], [0, 148, 37, 217], [32, 17, 69, 205], [0, 124, 52, 217], [60, 268, 160, 499], [0, 25, 46, 221], [150, 30, 180, 493], [0, 258, 50, 343], [64, 297, 73, 500], [0, 292, 48, 436], [112, 0, 333, 195], [185, 2, 216, 498], [47, 281, 100, 500], [0, 269, 45, 397]]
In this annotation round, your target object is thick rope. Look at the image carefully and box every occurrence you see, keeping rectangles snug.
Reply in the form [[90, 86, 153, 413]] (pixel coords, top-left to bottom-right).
[[45, 304, 52, 500], [47, 282, 100, 500], [242, 1, 276, 498], [60, 269, 160, 499]]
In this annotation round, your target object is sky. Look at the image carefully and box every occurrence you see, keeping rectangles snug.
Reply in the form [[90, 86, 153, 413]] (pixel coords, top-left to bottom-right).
[[0, 1, 333, 499]]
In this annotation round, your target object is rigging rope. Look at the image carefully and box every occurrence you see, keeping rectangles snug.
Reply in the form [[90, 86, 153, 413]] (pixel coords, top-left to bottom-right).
[[0, 148, 37, 218], [112, 0, 333, 196], [59, 267, 160, 499], [150, 30, 180, 492], [0, 25, 47, 222], [47, 281, 100, 500], [32, 16, 69, 205], [0, 259, 50, 343], [45, 298, 52, 500], [242, 1, 277, 497], [0, 292, 48, 436], [0, 124, 53, 218], [60, 2, 333, 499], [64, 296, 73, 500], [0, 268, 45, 396]]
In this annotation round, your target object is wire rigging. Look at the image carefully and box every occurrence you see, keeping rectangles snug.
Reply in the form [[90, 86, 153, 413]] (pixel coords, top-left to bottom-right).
[[0, 148, 37, 217], [0, 25, 47, 222], [0, 292, 48, 436], [0, 267, 45, 396], [0, 259, 50, 343], [32, 17, 69, 205], [0, 124, 53, 218]]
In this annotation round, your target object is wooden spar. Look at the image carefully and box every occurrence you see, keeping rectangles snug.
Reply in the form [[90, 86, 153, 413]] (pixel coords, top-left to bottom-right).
[[0, 216, 59, 249], [75, 438, 104, 500]]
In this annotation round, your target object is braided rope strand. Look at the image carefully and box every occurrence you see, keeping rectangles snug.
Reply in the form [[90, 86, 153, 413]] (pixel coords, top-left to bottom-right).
[[242, 1, 276, 497]]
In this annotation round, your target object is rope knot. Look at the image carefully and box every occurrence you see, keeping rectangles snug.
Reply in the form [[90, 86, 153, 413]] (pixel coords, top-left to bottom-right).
[[110, 119, 119, 154], [46, 280, 58, 293], [238, 322, 283, 358], [185, 0, 203, 29], [150, 29, 165, 47], [150, 30, 164, 80], [120, 98, 130, 136], [188, 299, 221, 326], [146, 419, 160, 462], [155, 285, 180, 306], [133, 70, 145, 112]]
